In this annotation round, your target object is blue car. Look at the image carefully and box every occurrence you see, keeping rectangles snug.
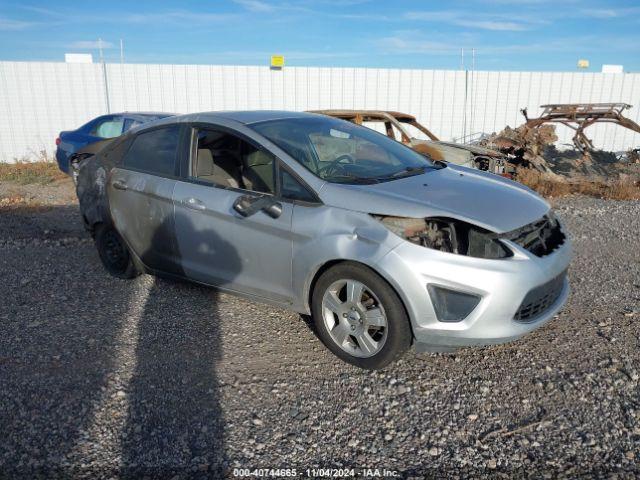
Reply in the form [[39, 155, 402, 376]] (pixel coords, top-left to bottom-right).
[[56, 112, 173, 174]]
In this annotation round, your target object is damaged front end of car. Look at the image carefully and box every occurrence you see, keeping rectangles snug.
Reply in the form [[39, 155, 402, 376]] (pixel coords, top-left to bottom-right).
[[368, 209, 571, 352], [374, 211, 566, 259]]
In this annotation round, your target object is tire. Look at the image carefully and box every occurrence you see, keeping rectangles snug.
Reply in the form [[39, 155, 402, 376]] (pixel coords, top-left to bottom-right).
[[311, 262, 412, 369], [94, 224, 140, 279]]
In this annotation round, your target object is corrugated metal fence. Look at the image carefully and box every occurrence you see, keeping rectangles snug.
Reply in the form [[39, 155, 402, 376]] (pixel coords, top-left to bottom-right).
[[1, 61, 639, 162]]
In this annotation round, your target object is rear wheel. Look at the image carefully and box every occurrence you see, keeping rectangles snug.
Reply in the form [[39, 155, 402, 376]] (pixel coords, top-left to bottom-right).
[[95, 224, 140, 279], [311, 262, 412, 369]]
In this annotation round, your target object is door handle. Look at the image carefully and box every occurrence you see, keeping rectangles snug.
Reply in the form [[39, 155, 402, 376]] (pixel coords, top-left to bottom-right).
[[112, 179, 128, 191], [183, 197, 206, 210]]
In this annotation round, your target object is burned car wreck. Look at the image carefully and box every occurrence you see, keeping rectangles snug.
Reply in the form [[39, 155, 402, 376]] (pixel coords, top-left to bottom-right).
[[310, 109, 510, 174], [520, 103, 640, 154], [483, 103, 640, 180], [76, 110, 572, 369]]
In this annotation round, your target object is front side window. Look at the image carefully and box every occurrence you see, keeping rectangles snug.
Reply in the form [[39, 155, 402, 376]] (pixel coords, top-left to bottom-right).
[[123, 126, 180, 176], [280, 168, 316, 202], [192, 129, 275, 194], [250, 116, 434, 184], [93, 118, 124, 138]]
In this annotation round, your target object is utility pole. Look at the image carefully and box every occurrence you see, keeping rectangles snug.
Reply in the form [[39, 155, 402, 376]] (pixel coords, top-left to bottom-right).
[[99, 38, 111, 113], [98, 38, 104, 63], [460, 47, 465, 71], [120, 39, 124, 64], [470, 48, 476, 142]]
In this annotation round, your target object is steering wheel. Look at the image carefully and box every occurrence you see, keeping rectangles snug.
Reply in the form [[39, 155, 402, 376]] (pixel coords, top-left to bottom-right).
[[319, 154, 355, 177]]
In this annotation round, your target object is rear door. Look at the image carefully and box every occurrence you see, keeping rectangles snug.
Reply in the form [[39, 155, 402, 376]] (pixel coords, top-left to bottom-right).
[[108, 124, 183, 274]]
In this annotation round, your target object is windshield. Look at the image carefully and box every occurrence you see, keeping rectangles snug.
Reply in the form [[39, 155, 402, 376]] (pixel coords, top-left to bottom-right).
[[250, 116, 435, 183]]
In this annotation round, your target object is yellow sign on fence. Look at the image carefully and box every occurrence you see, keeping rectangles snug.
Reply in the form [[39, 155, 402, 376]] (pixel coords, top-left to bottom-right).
[[270, 55, 285, 69], [577, 59, 590, 69]]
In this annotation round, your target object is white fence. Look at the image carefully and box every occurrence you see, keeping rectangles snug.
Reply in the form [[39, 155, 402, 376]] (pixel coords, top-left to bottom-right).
[[1, 61, 640, 162]]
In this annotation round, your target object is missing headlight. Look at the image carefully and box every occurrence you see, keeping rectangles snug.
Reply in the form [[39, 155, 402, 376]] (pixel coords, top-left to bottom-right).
[[375, 216, 512, 259]]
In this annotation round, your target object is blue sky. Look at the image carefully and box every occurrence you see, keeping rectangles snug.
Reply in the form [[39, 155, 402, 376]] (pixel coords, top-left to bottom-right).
[[1, 0, 639, 71]]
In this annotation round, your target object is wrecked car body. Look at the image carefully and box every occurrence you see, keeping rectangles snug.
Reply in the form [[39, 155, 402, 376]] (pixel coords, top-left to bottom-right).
[[521, 103, 640, 153], [310, 109, 510, 174], [77, 110, 572, 369], [483, 103, 640, 177]]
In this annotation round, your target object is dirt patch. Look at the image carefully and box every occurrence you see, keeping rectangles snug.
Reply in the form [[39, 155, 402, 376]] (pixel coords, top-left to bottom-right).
[[516, 168, 640, 200], [0, 160, 68, 186], [0, 176, 77, 208]]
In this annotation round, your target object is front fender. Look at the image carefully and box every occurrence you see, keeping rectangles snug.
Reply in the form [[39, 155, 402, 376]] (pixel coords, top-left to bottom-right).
[[289, 205, 403, 313]]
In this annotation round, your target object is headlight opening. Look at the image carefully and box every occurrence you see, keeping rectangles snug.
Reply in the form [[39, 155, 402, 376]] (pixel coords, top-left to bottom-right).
[[376, 216, 512, 259]]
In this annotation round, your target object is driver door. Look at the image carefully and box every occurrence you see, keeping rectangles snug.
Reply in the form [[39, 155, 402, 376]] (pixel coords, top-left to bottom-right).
[[173, 126, 295, 304]]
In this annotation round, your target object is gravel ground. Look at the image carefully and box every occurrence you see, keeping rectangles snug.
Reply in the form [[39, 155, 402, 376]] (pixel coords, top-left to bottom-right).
[[0, 180, 639, 478]]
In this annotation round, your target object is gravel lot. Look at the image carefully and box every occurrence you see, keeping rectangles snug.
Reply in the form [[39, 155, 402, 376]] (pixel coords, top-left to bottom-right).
[[0, 180, 639, 478]]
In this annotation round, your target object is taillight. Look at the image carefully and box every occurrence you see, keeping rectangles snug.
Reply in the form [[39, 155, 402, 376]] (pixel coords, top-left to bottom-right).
[[55, 137, 61, 146]]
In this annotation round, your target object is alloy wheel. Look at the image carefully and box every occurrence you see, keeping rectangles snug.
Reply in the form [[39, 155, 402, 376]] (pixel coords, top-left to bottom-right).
[[321, 279, 388, 358]]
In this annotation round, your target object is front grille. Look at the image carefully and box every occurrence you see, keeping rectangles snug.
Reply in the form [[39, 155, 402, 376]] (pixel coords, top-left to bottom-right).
[[514, 270, 567, 322], [506, 214, 565, 257]]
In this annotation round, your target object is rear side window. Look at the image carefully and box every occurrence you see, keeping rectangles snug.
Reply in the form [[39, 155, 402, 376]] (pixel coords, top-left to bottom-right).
[[123, 126, 180, 176], [92, 118, 124, 138], [123, 118, 143, 132]]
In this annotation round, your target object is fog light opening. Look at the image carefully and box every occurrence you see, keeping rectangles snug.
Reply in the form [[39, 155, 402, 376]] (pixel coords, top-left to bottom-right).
[[427, 285, 481, 323]]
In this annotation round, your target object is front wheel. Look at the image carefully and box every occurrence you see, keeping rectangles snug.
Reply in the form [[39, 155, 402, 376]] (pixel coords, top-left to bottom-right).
[[95, 224, 140, 279], [311, 262, 412, 369]]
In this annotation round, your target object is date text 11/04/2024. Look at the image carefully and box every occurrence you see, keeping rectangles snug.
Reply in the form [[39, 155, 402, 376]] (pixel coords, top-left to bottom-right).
[[232, 468, 400, 477]]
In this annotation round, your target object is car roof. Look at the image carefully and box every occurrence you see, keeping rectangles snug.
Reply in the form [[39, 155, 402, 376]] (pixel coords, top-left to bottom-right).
[[131, 110, 344, 134], [165, 110, 323, 125], [310, 109, 417, 122], [117, 112, 174, 119]]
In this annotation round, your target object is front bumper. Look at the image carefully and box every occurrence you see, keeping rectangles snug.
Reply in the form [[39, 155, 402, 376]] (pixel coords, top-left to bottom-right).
[[374, 235, 572, 351]]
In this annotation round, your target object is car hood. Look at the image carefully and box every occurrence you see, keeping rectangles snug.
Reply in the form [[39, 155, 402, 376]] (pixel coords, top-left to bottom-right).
[[318, 164, 549, 233]]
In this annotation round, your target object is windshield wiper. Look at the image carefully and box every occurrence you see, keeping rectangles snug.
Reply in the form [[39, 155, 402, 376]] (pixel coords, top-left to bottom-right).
[[326, 174, 380, 184], [377, 166, 427, 180]]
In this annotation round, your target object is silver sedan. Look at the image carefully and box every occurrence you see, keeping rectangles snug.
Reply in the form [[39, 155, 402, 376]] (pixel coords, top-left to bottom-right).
[[76, 111, 572, 369]]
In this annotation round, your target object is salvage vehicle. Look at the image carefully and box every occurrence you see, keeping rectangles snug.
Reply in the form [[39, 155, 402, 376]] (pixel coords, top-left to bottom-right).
[[76, 111, 572, 369], [519, 103, 640, 153], [56, 112, 173, 175], [480, 103, 640, 176], [310, 110, 510, 174]]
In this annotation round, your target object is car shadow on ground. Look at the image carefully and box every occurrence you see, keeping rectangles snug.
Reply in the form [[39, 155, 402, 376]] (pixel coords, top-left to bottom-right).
[[117, 277, 227, 477], [297, 313, 316, 334], [118, 212, 241, 477], [0, 205, 240, 478]]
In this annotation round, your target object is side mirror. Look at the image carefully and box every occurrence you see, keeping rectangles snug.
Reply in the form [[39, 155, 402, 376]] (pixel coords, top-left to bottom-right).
[[233, 195, 282, 219], [261, 199, 283, 219]]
